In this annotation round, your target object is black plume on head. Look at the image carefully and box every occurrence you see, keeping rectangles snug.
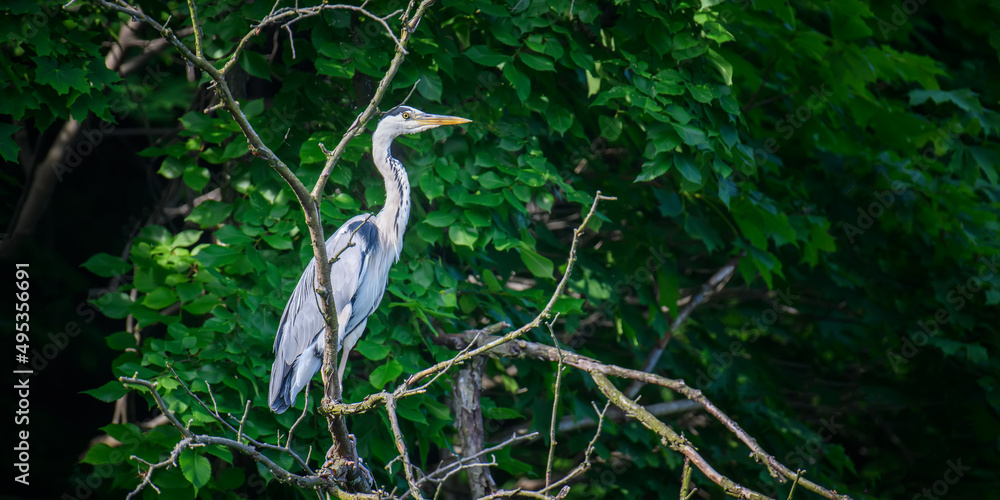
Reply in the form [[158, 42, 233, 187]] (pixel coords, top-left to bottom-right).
[[382, 105, 418, 119]]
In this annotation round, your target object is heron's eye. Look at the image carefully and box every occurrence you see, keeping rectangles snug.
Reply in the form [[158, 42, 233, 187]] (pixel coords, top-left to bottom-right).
[[402, 112, 410, 119]]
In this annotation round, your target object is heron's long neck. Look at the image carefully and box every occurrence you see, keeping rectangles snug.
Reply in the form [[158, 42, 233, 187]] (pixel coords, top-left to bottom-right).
[[372, 130, 411, 260]]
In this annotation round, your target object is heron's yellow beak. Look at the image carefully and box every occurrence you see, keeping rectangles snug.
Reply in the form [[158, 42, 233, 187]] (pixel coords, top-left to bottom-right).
[[415, 114, 472, 126]]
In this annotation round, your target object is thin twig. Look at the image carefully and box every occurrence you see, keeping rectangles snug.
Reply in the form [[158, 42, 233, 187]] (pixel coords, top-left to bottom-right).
[[118, 377, 357, 497], [545, 315, 564, 489], [680, 458, 694, 500], [625, 251, 743, 399], [219, 3, 407, 75], [537, 401, 609, 495], [399, 78, 421, 107], [237, 399, 251, 443], [402, 193, 615, 390], [417, 432, 539, 488], [185, 0, 203, 59], [385, 395, 423, 499], [287, 382, 311, 448], [162, 364, 314, 474], [432, 458, 498, 500], [787, 470, 804, 500]]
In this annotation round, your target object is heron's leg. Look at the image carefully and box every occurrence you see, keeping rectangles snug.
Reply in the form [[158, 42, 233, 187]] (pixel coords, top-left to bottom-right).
[[336, 321, 367, 387]]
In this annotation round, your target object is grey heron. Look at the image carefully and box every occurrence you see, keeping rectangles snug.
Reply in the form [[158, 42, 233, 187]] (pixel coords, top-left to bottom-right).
[[268, 106, 471, 413]]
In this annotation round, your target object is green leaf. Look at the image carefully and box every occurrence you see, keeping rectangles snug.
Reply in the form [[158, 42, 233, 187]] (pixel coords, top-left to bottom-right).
[[673, 154, 702, 184], [909, 89, 983, 113], [142, 287, 177, 309], [484, 406, 525, 420], [179, 448, 212, 491], [417, 71, 443, 101], [0, 123, 20, 162], [464, 45, 511, 66], [425, 211, 458, 227], [82, 381, 129, 403], [672, 123, 708, 146], [157, 157, 185, 179], [92, 292, 133, 319], [482, 269, 502, 292], [183, 294, 220, 315], [687, 84, 714, 103], [449, 225, 479, 248], [81, 443, 124, 465], [519, 248, 554, 278], [968, 146, 999, 185], [106, 330, 137, 350], [646, 22, 672, 55], [195, 245, 241, 267], [705, 48, 733, 85], [502, 63, 531, 103], [549, 106, 572, 135], [315, 57, 354, 79], [356, 340, 391, 361], [636, 160, 670, 182], [183, 165, 211, 191], [396, 398, 428, 425], [552, 296, 585, 314], [598, 115, 623, 141], [172, 230, 203, 248], [704, 21, 736, 45], [187, 201, 233, 228], [478, 171, 507, 189], [262, 233, 293, 250], [519, 52, 555, 72], [535, 192, 554, 212], [81, 253, 131, 277], [240, 51, 271, 80], [369, 360, 403, 390], [34, 57, 89, 95], [215, 225, 253, 245], [733, 203, 768, 249]]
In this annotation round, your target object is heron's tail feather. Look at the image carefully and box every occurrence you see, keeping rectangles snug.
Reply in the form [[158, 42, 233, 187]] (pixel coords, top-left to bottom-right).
[[269, 358, 296, 413], [269, 342, 324, 414]]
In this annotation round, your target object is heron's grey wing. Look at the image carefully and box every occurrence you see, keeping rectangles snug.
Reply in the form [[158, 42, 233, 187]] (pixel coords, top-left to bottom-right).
[[268, 214, 379, 413], [331, 215, 387, 345], [334, 216, 396, 381]]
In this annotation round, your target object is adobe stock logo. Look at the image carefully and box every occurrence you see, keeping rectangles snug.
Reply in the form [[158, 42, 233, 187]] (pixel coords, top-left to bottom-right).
[[841, 181, 906, 243], [886, 254, 998, 373], [911, 459, 971, 500], [877, 0, 930, 40]]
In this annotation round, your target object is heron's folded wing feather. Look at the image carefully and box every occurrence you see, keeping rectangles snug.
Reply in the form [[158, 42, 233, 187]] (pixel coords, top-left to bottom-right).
[[329, 215, 381, 340], [269, 214, 377, 397]]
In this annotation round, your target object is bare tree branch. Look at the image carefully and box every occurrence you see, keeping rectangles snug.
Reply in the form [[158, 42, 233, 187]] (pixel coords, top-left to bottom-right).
[[119, 376, 379, 499], [592, 372, 774, 500], [436, 332, 854, 500], [386, 395, 424, 499], [453, 356, 496, 497]]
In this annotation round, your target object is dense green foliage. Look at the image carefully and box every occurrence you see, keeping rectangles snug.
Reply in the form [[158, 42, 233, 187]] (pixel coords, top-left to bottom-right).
[[4, 0, 1000, 498]]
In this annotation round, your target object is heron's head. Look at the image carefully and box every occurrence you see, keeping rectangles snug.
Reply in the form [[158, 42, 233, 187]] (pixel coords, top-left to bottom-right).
[[377, 106, 471, 137]]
